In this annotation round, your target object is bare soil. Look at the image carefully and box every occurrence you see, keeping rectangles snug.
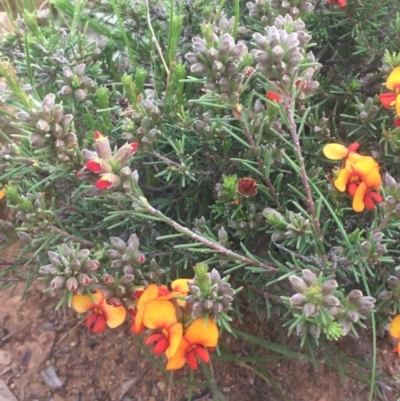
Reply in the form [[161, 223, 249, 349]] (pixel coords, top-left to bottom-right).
[[0, 241, 400, 401]]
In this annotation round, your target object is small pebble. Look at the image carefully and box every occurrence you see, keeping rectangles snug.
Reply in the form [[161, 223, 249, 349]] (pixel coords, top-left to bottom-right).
[[40, 366, 63, 389], [156, 381, 166, 392]]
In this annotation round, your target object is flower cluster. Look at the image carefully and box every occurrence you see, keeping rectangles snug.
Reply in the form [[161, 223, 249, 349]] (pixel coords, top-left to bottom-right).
[[77, 131, 138, 190], [16, 94, 77, 159], [70, 264, 235, 370], [58, 63, 95, 100], [378, 66, 400, 127], [323, 143, 382, 212]]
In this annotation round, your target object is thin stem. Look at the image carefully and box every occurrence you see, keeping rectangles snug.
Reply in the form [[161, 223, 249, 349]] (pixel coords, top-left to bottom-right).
[[50, 226, 95, 248], [145, 0, 169, 76], [136, 197, 277, 271], [283, 95, 322, 239], [235, 112, 281, 209]]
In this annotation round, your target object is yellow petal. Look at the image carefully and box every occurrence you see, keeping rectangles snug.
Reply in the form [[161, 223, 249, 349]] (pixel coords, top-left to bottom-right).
[[165, 322, 183, 359], [364, 166, 381, 190], [102, 303, 127, 328], [72, 290, 103, 313], [142, 299, 178, 329], [185, 318, 219, 348], [334, 168, 352, 192], [386, 66, 400, 91], [0, 190, 5, 200], [390, 315, 400, 339], [352, 181, 367, 212], [134, 284, 159, 332], [166, 338, 189, 370], [171, 279, 191, 294], [322, 144, 348, 160]]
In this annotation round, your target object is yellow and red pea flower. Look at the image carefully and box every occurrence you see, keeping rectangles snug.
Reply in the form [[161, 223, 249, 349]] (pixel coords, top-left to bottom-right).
[[166, 318, 219, 370], [378, 66, 400, 125], [72, 290, 127, 333], [323, 143, 361, 166], [94, 173, 121, 190], [142, 299, 183, 359], [333, 157, 382, 212]]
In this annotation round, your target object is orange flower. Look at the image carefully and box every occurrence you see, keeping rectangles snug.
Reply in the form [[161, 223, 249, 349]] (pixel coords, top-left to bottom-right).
[[389, 314, 400, 355], [237, 177, 257, 197], [143, 299, 183, 359], [334, 157, 382, 212], [326, 0, 346, 7], [266, 91, 282, 102], [95, 173, 121, 189], [131, 281, 190, 334], [72, 290, 127, 333], [323, 143, 361, 166], [378, 66, 400, 117], [166, 318, 219, 370]]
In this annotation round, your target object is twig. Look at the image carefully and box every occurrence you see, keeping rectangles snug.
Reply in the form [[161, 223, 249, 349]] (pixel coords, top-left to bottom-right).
[[136, 197, 277, 271], [0, 323, 30, 343], [283, 95, 322, 240], [50, 226, 96, 248], [235, 112, 281, 209], [56, 317, 86, 345], [145, 0, 170, 77], [166, 371, 173, 401]]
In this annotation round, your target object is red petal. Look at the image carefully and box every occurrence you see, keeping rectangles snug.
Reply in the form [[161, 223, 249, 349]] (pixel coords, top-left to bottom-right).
[[94, 130, 103, 140], [266, 91, 282, 102], [347, 182, 358, 197], [86, 313, 107, 333], [378, 93, 397, 109], [86, 159, 102, 173], [193, 346, 210, 363], [393, 346, 399, 354], [186, 350, 198, 370], [95, 178, 113, 189], [128, 142, 139, 154], [145, 333, 165, 345], [395, 118, 400, 127], [364, 191, 383, 210], [152, 336, 169, 354], [348, 143, 360, 152]]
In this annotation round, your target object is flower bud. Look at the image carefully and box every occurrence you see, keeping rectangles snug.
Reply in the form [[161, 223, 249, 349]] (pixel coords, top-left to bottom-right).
[[289, 275, 307, 293], [114, 142, 139, 165], [66, 276, 79, 292], [321, 279, 338, 295], [290, 293, 307, 307], [93, 131, 112, 160], [77, 273, 91, 285], [51, 276, 66, 289], [303, 303, 318, 317]]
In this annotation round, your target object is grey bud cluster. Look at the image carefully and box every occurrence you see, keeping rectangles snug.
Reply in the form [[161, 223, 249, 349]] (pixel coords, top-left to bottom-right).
[[285, 211, 312, 238], [185, 268, 235, 320], [314, 117, 331, 137], [121, 98, 162, 150], [57, 64, 95, 101], [252, 15, 319, 97], [381, 173, 400, 216], [38, 244, 99, 294], [246, 0, 274, 27], [360, 232, 387, 259], [185, 24, 248, 107], [228, 203, 263, 238], [16, 94, 77, 160], [330, 290, 376, 335], [105, 234, 164, 286], [269, 0, 314, 19], [14, 192, 52, 231], [194, 113, 218, 142], [356, 98, 379, 123], [379, 270, 400, 302], [289, 269, 340, 318]]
